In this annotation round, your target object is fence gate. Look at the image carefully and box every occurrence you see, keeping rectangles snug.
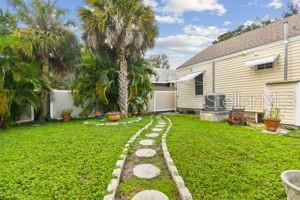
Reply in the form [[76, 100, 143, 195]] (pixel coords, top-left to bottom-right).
[[150, 91, 177, 112]]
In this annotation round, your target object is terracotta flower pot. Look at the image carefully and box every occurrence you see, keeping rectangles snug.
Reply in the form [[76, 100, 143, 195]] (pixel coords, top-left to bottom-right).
[[61, 113, 71, 122], [107, 112, 120, 122], [264, 118, 281, 132], [94, 111, 104, 119]]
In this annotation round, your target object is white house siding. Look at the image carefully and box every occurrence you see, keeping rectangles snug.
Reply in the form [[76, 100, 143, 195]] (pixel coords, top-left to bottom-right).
[[288, 39, 300, 79], [177, 36, 300, 125], [177, 63, 213, 109], [215, 43, 285, 113], [266, 82, 296, 125]]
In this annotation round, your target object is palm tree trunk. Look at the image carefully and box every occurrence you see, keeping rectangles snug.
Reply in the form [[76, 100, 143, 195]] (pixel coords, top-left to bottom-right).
[[39, 55, 49, 121], [117, 46, 128, 117], [0, 116, 3, 128]]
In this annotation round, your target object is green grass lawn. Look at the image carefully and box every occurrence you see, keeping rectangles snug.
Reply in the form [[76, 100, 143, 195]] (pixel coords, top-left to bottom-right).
[[167, 115, 300, 200], [0, 117, 150, 199], [287, 130, 300, 138]]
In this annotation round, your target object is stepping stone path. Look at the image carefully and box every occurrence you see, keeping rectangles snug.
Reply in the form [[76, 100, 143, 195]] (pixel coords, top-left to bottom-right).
[[152, 128, 163, 132], [146, 133, 160, 138], [135, 149, 156, 158], [132, 190, 169, 200], [133, 164, 161, 179], [115, 115, 178, 200], [139, 139, 154, 146]]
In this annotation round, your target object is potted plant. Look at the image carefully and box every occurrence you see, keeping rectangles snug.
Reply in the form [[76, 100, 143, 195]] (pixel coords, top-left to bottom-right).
[[94, 111, 104, 119], [264, 106, 281, 132], [61, 109, 72, 122], [107, 112, 120, 122]]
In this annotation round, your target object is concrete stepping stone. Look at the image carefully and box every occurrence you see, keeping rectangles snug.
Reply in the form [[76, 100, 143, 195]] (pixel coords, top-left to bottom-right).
[[133, 164, 161, 179], [156, 124, 165, 128], [152, 128, 163, 132], [139, 139, 154, 146], [135, 149, 156, 158], [132, 190, 169, 200], [146, 133, 160, 138]]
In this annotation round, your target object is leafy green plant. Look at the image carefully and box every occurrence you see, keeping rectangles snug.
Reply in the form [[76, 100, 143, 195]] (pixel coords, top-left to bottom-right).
[[128, 58, 156, 115], [61, 109, 72, 115], [73, 47, 156, 116], [0, 8, 17, 35], [10, 0, 80, 121], [0, 35, 41, 128], [72, 47, 118, 115], [265, 105, 280, 120], [79, 0, 158, 116]]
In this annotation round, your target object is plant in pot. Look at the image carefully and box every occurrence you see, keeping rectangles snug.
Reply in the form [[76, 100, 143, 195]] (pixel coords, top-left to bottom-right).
[[264, 106, 281, 132], [107, 112, 120, 122], [61, 109, 72, 122], [94, 102, 104, 119], [94, 110, 104, 119]]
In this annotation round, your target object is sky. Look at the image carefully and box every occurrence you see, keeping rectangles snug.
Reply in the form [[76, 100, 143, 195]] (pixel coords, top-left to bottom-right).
[[1, 0, 300, 69]]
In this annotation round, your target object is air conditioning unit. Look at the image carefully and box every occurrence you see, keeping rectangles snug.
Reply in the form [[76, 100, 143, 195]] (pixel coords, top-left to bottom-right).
[[204, 94, 226, 111]]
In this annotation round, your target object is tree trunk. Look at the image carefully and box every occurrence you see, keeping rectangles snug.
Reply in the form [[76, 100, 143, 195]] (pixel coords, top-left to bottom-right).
[[39, 55, 49, 121], [117, 46, 128, 117], [0, 116, 3, 128]]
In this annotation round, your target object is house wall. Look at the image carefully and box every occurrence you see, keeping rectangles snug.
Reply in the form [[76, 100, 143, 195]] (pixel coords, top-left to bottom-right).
[[177, 63, 213, 109], [266, 82, 296, 125], [177, 35, 300, 125], [154, 83, 176, 91]]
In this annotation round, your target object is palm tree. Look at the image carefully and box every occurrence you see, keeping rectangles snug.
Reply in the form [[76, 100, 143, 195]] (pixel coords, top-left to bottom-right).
[[79, 0, 158, 117], [72, 47, 118, 115], [128, 57, 156, 115], [0, 8, 17, 35], [0, 35, 41, 128], [9, 0, 79, 121]]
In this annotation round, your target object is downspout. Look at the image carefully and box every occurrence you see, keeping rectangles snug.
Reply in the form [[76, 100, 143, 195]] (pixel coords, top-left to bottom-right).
[[212, 62, 215, 93], [284, 22, 289, 81]]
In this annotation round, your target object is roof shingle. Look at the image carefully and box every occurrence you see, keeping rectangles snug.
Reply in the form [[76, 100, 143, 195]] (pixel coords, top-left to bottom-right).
[[178, 14, 300, 69]]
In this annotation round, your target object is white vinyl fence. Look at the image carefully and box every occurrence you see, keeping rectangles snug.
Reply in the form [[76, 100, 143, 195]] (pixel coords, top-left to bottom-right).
[[16, 105, 34, 124], [14, 89, 177, 123], [149, 91, 177, 112], [50, 89, 83, 119]]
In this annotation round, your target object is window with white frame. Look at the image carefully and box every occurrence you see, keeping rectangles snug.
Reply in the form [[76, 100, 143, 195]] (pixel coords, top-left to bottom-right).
[[256, 62, 274, 70], [195, 74, 203, 95]]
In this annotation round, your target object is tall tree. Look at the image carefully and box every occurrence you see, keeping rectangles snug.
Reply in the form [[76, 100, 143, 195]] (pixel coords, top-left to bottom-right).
[[0, 8, 17, 35], [213, 23, 261, 44], [9, 0, 79, 121], [73, 47, 119, 115], [79, 0, 158, 117], [147, 53, 170, 69], [282, 2, 299, 18], [128, 57, 156, 114], [0, 35, 41, 128]]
